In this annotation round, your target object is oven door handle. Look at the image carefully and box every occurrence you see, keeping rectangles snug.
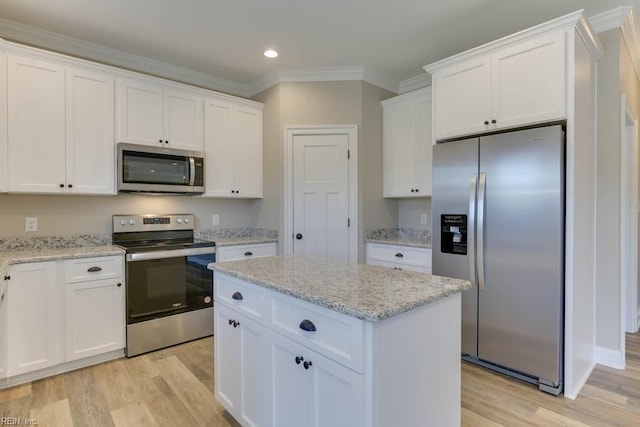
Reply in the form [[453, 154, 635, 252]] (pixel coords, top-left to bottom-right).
[[126, 247, 216, 262]]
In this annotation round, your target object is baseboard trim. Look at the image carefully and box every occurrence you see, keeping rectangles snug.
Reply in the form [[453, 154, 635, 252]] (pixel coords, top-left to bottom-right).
[[0, 349, 124, 390], [564, 360, 596, 400], [595, 346, 625, 369]]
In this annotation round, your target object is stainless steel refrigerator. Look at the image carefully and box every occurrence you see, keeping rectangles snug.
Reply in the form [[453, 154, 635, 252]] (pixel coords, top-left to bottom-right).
[[432, 124, 564, 395]]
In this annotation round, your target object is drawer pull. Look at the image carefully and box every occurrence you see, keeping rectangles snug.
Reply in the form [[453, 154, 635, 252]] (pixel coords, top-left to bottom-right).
[[299, 319, 317, 332], [232, 291, 243, 301], [395, 253, 404, 258], [244, 251, 253, 256], [303, 360, 313, 370], [295, 356, 304, 365], [87, 266, 103, 272]]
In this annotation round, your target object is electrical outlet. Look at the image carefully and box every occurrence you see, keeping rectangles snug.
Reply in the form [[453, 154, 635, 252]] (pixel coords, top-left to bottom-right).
[[25, 217, 38, 232], [212, 214, 220, 225], [420, 214, 428, 225]]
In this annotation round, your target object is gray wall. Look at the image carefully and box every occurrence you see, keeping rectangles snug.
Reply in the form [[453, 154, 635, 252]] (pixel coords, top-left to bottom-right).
[[252, 80, 398, 261], [398, 198, 432, 230], [595, 28, 640, 353], [0, 194, 256, 237]]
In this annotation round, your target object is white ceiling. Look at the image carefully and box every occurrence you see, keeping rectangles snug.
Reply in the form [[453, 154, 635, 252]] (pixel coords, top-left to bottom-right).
[[0, 0, 637, 96]]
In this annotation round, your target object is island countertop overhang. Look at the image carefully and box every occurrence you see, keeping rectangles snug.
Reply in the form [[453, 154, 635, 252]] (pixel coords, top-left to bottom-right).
[[208, 255, 471, 322]]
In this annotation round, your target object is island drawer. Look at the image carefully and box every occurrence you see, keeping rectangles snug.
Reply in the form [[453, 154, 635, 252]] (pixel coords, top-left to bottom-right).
[[270, 292, 365, 373], [366, 243, 431, 269], [215, 273, 268, 322], [64, 256, 123, 283], [366, 259, 431, 274], [216, 243, 277, 262]]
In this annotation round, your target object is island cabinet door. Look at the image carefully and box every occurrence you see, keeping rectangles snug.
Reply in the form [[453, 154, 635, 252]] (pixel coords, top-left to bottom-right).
[[270, 331, 364, 427], [214, 304, 270, 427]]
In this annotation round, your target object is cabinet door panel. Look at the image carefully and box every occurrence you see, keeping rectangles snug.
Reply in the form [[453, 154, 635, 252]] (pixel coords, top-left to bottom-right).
[[234, 105, 263, 198], [215, 305, 242, 412], [66, 68, 115, 194], [8, 55, 66, 193], [383, 100, 417, 197], [204, 99, 235, 197], [0, 51, 6, 193], [7, 262, 60, 376], [164, 90, 203, 151], [116, 79, 163, 146], [492, 31, 565, 129], [65, 278, 124, 361], [0, 281, 7, 379], [433, 56, 491, 140]]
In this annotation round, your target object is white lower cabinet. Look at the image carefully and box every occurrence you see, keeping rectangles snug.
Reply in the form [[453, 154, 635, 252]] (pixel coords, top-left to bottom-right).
[[216, 243, 276, 262], [0, 279, 9, 379], [6, 262, 61, 377], [366, 242, 432, 273], [3, 256, 124, 382], [64, 278, 124, 361], [270, 331, 364, 427]]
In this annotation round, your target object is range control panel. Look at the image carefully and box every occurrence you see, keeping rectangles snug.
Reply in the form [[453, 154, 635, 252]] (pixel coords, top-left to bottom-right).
[[441, 214, 467, 255], [113, 214, 194, 233]]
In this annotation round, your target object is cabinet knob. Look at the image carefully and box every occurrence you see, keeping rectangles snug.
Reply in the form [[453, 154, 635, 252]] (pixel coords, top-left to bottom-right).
[[395, 253, 404, 258], [3, 275, 10, 281], [59, 183, 65, 188], [159, 139, 163, 144], [295, 356, 304, 365], [491, 119, 497, 124], [234, 320, 239, 327], [411, 189, 415, 192], [244, 251, 253, 256], [415, 189, 419, 193], [87, 266, 102, 273], [232, 291, 243, 300], [303, 360, 313, 370], [165, 140, 169, 144], [484, 121, 489, 126], [68, 184, 73, 188], [295, 233, 303, 240], [228, 319, 233, 326], [117, 283, 122, 287], [299, 319, 316, 332]]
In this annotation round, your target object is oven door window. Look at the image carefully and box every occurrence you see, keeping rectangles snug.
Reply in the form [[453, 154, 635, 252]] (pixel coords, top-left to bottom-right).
[[126, 253, 214, 323], [122, 151, 190, 185]]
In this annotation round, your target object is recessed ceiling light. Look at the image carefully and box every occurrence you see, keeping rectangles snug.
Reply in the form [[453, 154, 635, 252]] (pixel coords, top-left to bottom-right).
[[264, 49, 278, 58]]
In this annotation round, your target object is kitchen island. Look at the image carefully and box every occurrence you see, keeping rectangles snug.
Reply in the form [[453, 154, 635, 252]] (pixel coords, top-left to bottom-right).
[[208, 256, 470, 427]]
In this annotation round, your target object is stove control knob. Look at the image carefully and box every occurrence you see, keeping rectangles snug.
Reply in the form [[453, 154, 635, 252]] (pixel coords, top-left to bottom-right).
[[177, 218, 183, 224], [184, 218, 190, 223], [120, 220, 126, 226], [129, 219, 135, 225]]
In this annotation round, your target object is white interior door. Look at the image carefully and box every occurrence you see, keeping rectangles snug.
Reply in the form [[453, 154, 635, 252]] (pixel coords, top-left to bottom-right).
[[292, 133, 349, 260]]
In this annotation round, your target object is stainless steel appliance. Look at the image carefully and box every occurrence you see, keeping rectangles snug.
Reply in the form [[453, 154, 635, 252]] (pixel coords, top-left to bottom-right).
[[432, 125, 564, 395], [117, 143, 205, 194], [113, 214, 215, 356]]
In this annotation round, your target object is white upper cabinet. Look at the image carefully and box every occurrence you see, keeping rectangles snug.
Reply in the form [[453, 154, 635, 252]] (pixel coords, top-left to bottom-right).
[[66, 67, 115, 195], [116, 79, 203, 151], [428, 30, 565, 140], [7, 54, 116, 195], [203, 97, 263, 198], [8, 54, 67, 193], [382, 87, 432, 197]]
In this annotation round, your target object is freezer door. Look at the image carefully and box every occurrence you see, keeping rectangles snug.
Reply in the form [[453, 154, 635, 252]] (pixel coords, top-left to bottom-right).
[[477, 125, 564, 385], [432, 138, 479, 356]]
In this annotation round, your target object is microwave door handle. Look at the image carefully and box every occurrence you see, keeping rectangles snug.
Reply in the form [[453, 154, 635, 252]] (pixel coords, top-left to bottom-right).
[[189, 157, 196, 186]]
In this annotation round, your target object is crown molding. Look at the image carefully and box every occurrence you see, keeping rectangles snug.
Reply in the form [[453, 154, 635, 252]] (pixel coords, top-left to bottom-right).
[[590, 7, 640, 83], [398, 73, 431, 94], [0, 17, 249, 97]]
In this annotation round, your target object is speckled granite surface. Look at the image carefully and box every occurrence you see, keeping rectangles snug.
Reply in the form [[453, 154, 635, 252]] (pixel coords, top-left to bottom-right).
[[209, 256, 470, 322], [196, 228, 278, 247], [365, 228, 432, 248], [0, 234, 113, 251], [0, 240, 124, 277]]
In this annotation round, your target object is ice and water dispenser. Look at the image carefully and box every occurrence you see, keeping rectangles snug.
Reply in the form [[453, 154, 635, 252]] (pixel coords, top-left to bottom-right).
[[440, 215, 467, 255]]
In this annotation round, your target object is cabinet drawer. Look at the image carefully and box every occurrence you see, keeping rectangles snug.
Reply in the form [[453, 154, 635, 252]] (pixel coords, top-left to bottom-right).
[[270, 292, 365, 373], [367, 258, 431, 274], [217, 243, 276, 262], [215, 273, 268, 322], [64, 256, 123, 283], [366, 243, 431, 268]]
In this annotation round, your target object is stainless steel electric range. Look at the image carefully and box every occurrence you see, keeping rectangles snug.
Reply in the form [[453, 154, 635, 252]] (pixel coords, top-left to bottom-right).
[[113, 214, 215, 357]]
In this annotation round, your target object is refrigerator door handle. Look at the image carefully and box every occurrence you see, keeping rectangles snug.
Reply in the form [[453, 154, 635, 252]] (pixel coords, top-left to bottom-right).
[[468, 174, 477, 289], [477, 172, 486, 290]]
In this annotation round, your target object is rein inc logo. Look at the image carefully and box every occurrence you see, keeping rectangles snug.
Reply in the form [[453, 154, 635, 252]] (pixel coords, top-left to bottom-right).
[[1, 418, 38, 425]]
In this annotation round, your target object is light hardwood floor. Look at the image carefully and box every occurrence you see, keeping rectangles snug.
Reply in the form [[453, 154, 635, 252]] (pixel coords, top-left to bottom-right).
[[1, 333, 639, 426]]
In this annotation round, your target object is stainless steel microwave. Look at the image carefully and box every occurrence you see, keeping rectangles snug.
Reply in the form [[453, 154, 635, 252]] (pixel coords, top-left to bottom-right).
[[117, 143, 205, 195]]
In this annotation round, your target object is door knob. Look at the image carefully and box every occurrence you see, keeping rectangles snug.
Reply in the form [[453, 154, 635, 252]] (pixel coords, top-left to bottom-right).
[[296, 233, 303, 240]]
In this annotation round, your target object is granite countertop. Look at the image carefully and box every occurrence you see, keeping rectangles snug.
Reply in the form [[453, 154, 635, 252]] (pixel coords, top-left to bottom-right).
[[195, 228, 278, 247], [365, 228, 432, 249], [209, 256, 470, 322], [0, 245, 125, 276]]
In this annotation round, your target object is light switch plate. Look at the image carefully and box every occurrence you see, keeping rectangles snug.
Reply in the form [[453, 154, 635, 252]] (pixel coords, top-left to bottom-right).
[[420, 214, 428, 225], [212, 214, 220, 225]]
